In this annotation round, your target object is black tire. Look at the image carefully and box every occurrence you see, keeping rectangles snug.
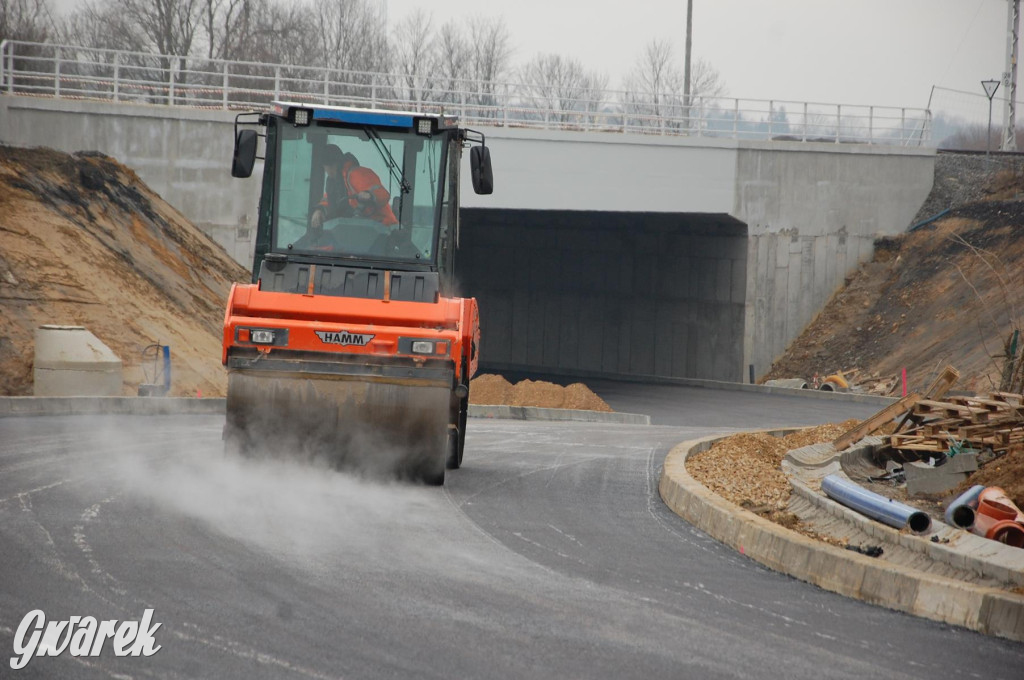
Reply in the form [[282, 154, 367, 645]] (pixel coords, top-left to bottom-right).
[[421, 447, 447, 486], [458, 395, 468, 460], [445, 427, 461, 470], [446, 395, 468, 470]]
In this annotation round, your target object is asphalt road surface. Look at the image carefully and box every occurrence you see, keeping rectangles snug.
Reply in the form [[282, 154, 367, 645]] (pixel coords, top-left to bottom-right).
[[1, 383, 1022, 679]]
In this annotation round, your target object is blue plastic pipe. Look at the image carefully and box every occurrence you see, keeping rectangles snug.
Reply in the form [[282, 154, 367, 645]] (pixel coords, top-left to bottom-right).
[[944, 484, 984, 529], [821, 474, 932, 534], [161, 345, 172, 392]]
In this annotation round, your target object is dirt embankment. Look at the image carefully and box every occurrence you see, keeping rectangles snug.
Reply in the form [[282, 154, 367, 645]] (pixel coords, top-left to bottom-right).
[[758, 155, 1024, 514], [0, 145, 250, 397], [766, 161, 1024, 394]]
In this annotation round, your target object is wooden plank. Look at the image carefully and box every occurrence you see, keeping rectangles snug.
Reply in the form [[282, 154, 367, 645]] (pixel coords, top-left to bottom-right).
[[948, 396, 1014, 412], [925, 365, 960, 401], [891, 438, 928, 448], [914, 400, 990, 422], [891, 369, 957, 434], [893, 442, 957, 452], [832, 392, 922, 451]]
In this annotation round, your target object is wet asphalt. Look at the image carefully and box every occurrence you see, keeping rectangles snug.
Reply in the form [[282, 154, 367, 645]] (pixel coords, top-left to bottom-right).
[[0, 383, 1021, 679]]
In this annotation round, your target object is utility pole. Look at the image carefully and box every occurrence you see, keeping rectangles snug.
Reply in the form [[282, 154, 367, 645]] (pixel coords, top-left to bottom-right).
[[1002, 0, 1019, 151], [683, 0, 693, 128]]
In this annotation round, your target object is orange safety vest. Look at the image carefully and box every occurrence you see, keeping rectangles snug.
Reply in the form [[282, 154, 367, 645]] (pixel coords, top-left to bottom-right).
[[341, 161, 398, 226]]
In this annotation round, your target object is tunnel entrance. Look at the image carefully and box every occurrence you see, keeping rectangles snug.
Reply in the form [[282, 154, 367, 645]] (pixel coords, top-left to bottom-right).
[[459, 209, 748, 382]]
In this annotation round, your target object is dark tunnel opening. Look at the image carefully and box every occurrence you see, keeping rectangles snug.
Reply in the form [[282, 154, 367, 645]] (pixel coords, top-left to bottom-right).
[[458, 209, 748, 382]]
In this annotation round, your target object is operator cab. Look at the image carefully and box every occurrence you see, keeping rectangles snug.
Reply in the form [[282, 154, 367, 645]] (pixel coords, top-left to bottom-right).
[[231, 102, 492, 300]]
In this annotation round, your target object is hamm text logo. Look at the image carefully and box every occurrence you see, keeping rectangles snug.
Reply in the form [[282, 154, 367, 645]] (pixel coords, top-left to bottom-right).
[[10, 609, 162, 670], [315, 330, 374, 346]]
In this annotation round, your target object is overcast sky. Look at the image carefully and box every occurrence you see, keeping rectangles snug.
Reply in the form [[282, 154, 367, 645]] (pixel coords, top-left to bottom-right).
[[382, 0, 1007, 118], [49, 0, 1010, 120]]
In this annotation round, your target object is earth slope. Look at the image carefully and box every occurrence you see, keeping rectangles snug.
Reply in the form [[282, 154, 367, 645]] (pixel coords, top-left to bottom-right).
[[766, 165, 1024, 395], [0, 145, 249, 397]]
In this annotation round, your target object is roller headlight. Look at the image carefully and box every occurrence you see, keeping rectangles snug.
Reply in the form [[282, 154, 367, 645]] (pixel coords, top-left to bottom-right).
[[411, 340, 434, 354], [250, 329, 275, 344]]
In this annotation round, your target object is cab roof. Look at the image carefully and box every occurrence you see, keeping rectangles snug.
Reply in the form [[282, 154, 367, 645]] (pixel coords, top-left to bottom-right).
[[271, 101, 459, 130]]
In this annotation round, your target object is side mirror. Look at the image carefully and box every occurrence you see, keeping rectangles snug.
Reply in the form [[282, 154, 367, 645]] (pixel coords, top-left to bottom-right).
[[470, 145, 493, 195], [232, 129, 258, 178]]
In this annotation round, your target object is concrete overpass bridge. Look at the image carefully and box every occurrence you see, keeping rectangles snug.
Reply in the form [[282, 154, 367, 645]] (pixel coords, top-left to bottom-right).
[[0, 43, 936, 383], [460, 128, 932, 383]]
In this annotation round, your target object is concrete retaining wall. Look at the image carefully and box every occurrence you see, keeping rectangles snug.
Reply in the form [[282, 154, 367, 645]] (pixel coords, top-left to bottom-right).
[[734, 143, 935, 378], [0, 95, 261, 264]]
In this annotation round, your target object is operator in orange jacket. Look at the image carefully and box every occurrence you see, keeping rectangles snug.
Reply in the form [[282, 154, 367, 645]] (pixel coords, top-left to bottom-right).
[[310, 144, 398, 228]]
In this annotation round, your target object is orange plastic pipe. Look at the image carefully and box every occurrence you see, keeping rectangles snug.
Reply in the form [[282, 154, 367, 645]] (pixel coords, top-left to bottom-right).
[[977, 487, 1024, 524], [972, 513, 1024, 547]]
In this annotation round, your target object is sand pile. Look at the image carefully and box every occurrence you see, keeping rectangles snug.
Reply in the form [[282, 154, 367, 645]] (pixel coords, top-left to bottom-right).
[[469, 374, 613, 412]]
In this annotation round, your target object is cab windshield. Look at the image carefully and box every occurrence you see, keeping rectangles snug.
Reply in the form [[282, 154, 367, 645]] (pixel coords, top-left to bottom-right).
[[271, 121, 447, 264]]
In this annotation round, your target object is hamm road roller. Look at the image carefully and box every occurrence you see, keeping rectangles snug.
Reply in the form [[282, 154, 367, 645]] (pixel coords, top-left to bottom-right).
[[223, 102, 493, 484]]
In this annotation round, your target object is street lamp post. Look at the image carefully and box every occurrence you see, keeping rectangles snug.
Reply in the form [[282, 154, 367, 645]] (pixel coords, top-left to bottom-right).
[[982, 79, 1001, 156]]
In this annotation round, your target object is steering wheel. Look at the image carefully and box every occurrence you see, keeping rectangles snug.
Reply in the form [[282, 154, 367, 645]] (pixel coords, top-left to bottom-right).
[[379, 229, 421, 259]]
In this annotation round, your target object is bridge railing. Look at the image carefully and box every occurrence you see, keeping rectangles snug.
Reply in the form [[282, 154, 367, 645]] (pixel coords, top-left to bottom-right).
[[1, 40, 931, 146]]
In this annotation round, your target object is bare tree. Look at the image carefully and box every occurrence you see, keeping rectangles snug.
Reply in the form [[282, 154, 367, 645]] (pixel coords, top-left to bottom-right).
[[60, 1, 147, 52], [434, 19, 470, 105], [1, 0, 55, 43], [621, 39, 683, 130], [621, 38, 723, 131], [52, 3, 141, 102], [1, 0, 58, 96], [464, 15, 512, 116], [58, 0, 203, 103], [390, 8, 437, 108], [313, 0, 387, 72], [517, 52, 608, 126], [241, 0, 310, 66], [309, 0, 389, 103], [201, 0, 252, 60], [193, 0, 315, 104], [114, 0, 202, 57]]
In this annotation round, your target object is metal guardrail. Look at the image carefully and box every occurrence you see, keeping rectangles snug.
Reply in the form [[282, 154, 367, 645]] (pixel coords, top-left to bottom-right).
[[1, 40, 932, 146]]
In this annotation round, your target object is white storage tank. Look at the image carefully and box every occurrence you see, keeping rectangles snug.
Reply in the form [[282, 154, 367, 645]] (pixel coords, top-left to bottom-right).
[[33, 325, 123, 396]]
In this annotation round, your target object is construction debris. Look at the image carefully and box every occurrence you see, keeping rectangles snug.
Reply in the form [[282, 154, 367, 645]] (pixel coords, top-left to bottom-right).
[[771, 368, 900, 395], [903, 453, 978, 496], [817, 371, 852, 392], [764, 378, 809, 389], [884, 392, 1024, 460], [832, 365, 1024, 507], [939, 482, 1024, 548]]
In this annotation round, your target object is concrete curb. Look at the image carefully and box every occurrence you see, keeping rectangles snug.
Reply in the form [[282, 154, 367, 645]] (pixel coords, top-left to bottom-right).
[[468, 404, 650, 425], [658, 433, 1024, 642], [480, 364, 899, 407], [647, 376, 898, 406], [0, 397, 650, 425]]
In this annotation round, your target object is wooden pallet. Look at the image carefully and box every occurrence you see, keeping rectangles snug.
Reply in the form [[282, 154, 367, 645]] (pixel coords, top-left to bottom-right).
[[831, 365, 1024, 457]]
